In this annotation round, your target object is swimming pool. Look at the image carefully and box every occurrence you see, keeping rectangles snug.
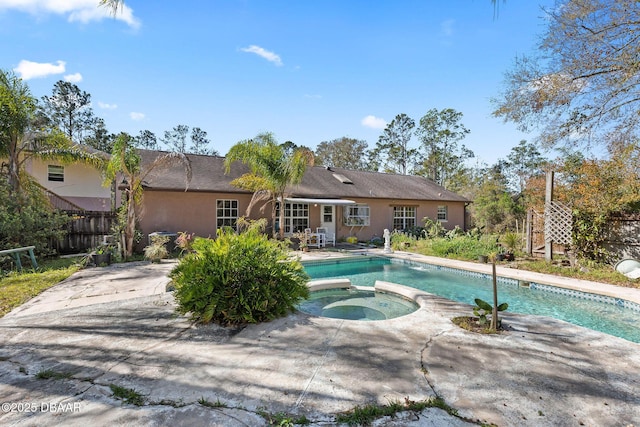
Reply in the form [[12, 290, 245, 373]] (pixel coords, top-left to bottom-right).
[[303, 257, 640, 343]]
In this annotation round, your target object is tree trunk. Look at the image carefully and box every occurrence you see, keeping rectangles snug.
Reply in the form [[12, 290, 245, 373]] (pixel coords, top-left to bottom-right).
[[271, 197, 279, 239], [124, 188, 137, 258], [278, 201, 285, 240], [491, 260, 498, 331], [8, 136, 21, 195]]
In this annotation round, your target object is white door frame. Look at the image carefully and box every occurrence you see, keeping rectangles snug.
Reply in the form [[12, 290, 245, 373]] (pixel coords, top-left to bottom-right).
[[320, 204, 335, 235]]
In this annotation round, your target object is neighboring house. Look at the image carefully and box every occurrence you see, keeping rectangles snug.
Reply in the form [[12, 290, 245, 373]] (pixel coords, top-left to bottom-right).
[[137, 150, 470, 243], [24, 146, 112, 212]]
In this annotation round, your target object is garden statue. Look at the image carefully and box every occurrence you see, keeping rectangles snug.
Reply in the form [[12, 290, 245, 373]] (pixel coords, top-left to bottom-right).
[[383, 229, 393, 254]]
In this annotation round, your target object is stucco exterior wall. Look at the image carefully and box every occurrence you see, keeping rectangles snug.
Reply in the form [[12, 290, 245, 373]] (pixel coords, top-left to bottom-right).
[[139, 191, 467, 244], [333, 198, 467, 241], [26, 158, 112, 210], [140, 190, 256, 240]]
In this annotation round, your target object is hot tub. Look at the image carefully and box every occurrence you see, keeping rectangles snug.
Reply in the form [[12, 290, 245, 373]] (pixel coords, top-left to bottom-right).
[[297, 279, 420, 321]]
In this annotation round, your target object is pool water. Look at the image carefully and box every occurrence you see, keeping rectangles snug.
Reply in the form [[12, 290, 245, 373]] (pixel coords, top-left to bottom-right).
[[298, 288, 419, 321], [303, 257, 640, 343]]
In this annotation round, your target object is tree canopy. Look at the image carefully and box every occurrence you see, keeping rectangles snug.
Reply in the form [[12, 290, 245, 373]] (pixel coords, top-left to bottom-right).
[[315, 137, 370, 170], [492, 0, 640, 152], [370, 113, 417, 175], [41, 81, 95, 144], [415, 108, 472, 189], [161, 124, 219, 155]]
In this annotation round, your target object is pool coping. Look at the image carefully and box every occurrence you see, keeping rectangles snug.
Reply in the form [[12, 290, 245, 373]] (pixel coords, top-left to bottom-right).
[[306, 278, 432, 311], [299, 248, 640, 308]]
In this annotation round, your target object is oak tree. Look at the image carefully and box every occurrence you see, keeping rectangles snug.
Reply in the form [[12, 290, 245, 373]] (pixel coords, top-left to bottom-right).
[[493, 0, 640, 152]]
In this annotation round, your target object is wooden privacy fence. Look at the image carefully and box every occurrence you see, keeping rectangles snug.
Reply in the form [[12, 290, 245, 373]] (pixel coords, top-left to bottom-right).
[[527, 209, 640, 261], [606, 213, 640, 260], [54, 210, 117, 254]]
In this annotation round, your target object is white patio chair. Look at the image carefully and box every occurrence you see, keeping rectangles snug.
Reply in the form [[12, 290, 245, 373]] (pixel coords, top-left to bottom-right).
[[316, 227, 335, 247]]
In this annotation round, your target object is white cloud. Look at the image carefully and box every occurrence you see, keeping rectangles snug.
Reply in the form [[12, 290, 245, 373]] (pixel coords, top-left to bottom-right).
[[361, 115, 387, 130], [64, 72, 82, 83], [98, 101, 117, 110], [14, 59, 65, 80], [0, 0, 140, 29], [240, 45, 283, 66], [440, 19, 455, 37], [130, 112, 145, 121]]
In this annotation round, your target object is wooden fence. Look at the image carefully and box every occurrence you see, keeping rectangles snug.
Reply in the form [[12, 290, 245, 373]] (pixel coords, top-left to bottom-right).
[[54, 210, 117, 254], [527, 209, 640, 261], [605, 214, 640, 260]]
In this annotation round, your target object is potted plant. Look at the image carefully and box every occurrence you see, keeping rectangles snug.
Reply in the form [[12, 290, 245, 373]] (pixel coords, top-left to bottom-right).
[[93, 245, 113, 266], [292, 231, 309, 251], [502, 232, 520, 261]]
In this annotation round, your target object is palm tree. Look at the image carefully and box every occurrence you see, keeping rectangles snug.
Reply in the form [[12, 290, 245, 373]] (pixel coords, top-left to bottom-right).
[[99, 0, 123, 13], [224, 132, 314, 239], [104, 134, 192, 258]]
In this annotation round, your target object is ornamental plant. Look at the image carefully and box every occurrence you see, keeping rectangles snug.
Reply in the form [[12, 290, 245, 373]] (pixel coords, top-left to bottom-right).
[[170, 220, 309, 325], [143, 235, 169, 263], [473, 298, 508, 327]]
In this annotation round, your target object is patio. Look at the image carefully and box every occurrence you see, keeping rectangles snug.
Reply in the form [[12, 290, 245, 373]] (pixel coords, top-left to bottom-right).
[[1, 256, 639, 426]]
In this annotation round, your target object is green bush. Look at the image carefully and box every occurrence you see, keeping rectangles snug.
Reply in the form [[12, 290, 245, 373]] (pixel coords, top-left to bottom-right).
[[390, 230, 416, 250], [0, 176, 69, 259], [143, 235, 169, 262], [424, 235, 499, 259], [170, 223, 309, 325]]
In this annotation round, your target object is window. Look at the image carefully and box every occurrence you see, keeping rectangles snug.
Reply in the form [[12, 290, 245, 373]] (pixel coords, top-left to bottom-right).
[[216, 199, 238, 229], [276, 202, 309, 234], [323, 205, 333, 223], [393, 206, 416, 230], [286, 203, 309, 233], [48, 165, 64, 182], [343, 204, 370, 226], [437, 205, 448, 222]]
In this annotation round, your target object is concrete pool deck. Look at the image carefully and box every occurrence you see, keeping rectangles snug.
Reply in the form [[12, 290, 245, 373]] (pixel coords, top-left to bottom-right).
[[1, 252, 639, 426]]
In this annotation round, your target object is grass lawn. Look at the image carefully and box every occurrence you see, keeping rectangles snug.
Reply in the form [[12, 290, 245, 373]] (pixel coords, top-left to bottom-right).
[[0, 257, 81, 317]]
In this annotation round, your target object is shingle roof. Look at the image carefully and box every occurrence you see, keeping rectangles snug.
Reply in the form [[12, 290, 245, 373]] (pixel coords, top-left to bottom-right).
[[291, 166, 469, 202], [139, 150, 469, 203]]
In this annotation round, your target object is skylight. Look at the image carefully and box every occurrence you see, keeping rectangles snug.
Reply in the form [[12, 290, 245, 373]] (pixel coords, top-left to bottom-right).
[[332, 173, 353, 184]]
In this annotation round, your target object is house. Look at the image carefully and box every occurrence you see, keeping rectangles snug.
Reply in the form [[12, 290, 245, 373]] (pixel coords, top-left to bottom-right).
[[136, 150, 470, 244], [24, 146, 113, 212]]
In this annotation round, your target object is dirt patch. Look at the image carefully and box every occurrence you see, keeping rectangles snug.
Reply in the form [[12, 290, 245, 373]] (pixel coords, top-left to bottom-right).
[[451, 316, 506, 335]]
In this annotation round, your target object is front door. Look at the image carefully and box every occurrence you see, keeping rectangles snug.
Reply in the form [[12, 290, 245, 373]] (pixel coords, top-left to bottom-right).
[[320, 205, 335, 235]]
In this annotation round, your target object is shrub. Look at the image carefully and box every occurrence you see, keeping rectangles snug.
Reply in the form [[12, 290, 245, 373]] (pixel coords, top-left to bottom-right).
[[175, 231, 195, 255], [390, 230, 415, 249], [143, 235, 169, 262], [428, 234, 499, 259], [0, 176, 69, 259], [170, 222, 309, 325]]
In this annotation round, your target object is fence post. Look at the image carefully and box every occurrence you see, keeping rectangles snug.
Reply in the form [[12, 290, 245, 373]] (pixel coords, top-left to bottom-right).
[[544, 171, 554, 262], [526, 209, 533, 256]]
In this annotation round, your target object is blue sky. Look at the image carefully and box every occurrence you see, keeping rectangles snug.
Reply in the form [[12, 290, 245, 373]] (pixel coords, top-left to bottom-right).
[[0, 0, 555, 165]]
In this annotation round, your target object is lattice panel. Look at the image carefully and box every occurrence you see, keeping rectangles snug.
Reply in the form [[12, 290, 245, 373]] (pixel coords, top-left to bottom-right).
[[544, 201, 573, 245]]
